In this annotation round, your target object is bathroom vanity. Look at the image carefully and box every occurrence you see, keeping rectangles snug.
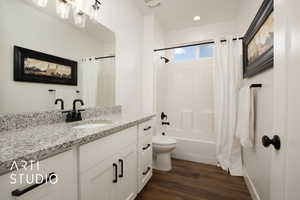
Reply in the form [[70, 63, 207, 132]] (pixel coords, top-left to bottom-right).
[[0, 108, 155, 200]]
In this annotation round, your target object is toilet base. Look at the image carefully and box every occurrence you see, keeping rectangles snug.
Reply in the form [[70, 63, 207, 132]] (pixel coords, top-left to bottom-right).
[[153, 152, 172, 171]]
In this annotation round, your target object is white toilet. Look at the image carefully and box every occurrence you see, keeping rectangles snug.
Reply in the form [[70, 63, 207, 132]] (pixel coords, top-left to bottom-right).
[[152, 136, 177, 171]]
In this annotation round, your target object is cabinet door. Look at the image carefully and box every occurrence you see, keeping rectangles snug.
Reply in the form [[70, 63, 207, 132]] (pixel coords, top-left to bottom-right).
[[0, 150, 76, 200], [80, 156, 116, 200], [117, 145, 137, 200]]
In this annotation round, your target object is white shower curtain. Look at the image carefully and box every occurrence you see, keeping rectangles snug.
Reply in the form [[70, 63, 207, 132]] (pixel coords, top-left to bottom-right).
[[97, 58, 115, 106], [80, 59, 100, 108], [213, 37, 243, 176]]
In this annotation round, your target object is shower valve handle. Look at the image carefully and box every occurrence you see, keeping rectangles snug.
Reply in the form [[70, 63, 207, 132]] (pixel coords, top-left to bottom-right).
[[161, 112, 168, 120]]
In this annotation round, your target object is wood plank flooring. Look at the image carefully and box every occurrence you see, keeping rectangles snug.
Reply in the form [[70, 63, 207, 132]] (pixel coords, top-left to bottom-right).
[[136, 159, 252, 200]]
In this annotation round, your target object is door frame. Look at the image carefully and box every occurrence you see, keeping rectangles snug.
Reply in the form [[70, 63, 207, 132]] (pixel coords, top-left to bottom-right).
[[271, 0, 288, 199]]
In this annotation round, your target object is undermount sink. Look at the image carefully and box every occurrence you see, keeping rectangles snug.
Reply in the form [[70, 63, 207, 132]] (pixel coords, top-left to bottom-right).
[[73, 120, 114, 129]]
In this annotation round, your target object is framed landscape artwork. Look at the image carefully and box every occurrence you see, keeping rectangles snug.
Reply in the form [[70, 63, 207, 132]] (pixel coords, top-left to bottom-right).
[[243, 0, 273, 78], [14, 46, 78, 85]]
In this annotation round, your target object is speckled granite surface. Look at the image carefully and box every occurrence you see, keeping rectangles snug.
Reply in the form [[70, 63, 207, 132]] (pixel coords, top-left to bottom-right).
[[0, 107, 154, 175], [0, 106, 122, 132]]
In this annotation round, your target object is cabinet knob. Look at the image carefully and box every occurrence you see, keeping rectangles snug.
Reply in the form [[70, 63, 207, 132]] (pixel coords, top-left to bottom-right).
[[262, 135, 281, 150]]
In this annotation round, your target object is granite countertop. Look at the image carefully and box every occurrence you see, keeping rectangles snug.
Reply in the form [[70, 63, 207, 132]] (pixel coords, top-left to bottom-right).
[[0, 112, 155, 175]]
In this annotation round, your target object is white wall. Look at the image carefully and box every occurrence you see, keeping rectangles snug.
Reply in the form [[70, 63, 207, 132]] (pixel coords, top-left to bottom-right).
[[0, 0, 104, 114], [235, 1, 273, 200], [142, 15, 166, 114], [165, 20, 237, 47], [95, 0, 144, 113], [142, 15, 155, 114]]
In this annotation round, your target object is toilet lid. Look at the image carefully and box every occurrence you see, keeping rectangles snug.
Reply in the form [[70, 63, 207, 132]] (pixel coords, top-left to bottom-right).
[[152, 136, 176, 145]]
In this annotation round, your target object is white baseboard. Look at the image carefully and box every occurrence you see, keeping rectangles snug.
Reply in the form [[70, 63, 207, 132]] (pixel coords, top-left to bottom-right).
[[171, 152, 217, 166], [243, 167, 261, 200]]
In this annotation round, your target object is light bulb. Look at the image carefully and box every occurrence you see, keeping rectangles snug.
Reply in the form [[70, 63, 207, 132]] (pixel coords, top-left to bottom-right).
[[90, 0, 100, 21], [56, 0, 71, 19], [32, 0, 48, 7], [73, 9, 86, 28]]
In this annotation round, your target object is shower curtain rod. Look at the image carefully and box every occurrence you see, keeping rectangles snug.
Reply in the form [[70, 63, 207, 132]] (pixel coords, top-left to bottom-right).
[[153, 37, 244, 52], [95, 55, 116, 60]]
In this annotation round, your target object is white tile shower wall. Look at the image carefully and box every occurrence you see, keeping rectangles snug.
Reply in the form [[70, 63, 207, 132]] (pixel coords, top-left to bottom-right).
[[0, 0, 104, 114], [236, 0, 272, 200], [157, 58, 216, 164], [158, 59, 215, 141]]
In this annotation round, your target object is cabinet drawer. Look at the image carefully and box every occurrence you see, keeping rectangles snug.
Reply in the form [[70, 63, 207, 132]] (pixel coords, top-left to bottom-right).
[[80, 126, 138, 173], [142, 145, 152, 166], [138, 120, 154, 140], [143, 133, 152, 144], [140, 161, 152, 191], [0, 150, 76, 200]]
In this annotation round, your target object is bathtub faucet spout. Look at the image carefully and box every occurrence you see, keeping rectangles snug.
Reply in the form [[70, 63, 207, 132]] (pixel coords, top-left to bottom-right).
[[162, 122, 170, 126]]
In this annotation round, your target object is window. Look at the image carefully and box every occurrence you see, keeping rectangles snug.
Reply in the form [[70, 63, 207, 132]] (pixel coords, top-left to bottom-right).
[[199, 44, 213, 58], [173, 44, 213, 62]]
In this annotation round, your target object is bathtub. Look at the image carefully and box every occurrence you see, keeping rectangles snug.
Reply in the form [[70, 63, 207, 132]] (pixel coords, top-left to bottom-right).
[[169, 136, 217, 165]]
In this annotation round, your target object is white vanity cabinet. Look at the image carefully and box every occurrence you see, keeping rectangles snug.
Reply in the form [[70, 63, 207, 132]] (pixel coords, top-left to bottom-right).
[[138, 119, 154, 192], [79, 126, 138, 200], [0, 150, 77, 200], [0, 119, 154, 200]]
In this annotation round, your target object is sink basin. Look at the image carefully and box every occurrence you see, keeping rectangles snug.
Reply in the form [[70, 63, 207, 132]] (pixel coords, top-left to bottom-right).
[[73, 122, 113, 130], [73, 119, 114, 129]]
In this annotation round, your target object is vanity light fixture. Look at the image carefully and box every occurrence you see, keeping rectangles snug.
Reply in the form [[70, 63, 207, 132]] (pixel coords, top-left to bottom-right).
[[32, 0, 100, 28], [73, 9, 87, 28], [56, 0, 71, 19], [32, 0, 48, 7], [90, 0, 101, 20]]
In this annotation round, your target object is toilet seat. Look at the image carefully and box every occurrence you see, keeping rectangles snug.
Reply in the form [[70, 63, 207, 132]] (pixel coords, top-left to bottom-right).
[[152, 136, 176, 146]]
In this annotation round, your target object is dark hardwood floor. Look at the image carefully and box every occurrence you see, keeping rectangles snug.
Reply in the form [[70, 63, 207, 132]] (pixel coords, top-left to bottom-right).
[[136, 159, 252, 200]]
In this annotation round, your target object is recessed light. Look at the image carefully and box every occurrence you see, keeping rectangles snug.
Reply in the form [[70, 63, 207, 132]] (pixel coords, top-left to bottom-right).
[[193, 16, 201, 21]]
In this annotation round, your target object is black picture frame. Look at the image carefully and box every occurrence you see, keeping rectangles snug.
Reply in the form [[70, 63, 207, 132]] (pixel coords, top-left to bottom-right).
[[243, 0, 274, 78], [14, 46, 78, 85]]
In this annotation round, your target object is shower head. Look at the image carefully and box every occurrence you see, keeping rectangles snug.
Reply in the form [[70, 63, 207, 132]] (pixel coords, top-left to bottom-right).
[[160, 56, 170, 63]]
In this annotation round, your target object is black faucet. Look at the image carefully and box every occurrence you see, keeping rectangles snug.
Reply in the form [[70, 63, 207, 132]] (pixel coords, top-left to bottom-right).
[[55, 99, 64, 110], [73, 99, 84, 112], [63, 99, 85, 123]]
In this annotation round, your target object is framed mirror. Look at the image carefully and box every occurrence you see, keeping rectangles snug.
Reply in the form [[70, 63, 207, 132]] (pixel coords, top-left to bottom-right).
[[0, 0, 116, 114]]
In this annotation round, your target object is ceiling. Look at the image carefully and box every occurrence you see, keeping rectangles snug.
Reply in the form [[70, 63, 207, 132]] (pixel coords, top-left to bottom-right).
[[136, 0, 241, 31]]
